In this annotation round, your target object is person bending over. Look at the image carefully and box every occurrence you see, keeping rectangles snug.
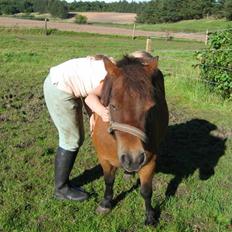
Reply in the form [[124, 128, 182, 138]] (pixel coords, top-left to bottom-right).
[[43, 55, 112, 201]]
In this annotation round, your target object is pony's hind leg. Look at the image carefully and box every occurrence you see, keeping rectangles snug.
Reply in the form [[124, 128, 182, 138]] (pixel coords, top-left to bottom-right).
[[138, 158, 156, 226], [96, 159, 116, 214]]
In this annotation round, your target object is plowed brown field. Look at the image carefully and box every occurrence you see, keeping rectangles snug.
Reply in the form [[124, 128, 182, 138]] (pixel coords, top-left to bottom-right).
[[0, 16, 205, 41]]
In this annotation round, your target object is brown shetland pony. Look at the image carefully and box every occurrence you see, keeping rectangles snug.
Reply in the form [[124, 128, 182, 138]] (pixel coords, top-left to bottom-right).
[[92, 55, 169, 225]]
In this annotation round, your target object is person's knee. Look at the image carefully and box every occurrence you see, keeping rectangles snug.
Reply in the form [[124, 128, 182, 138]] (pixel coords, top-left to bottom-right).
[[59, 132, 84, 152]]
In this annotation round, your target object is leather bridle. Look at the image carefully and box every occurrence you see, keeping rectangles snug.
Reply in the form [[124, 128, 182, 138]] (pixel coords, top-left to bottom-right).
[[108, 106, 148, 143]]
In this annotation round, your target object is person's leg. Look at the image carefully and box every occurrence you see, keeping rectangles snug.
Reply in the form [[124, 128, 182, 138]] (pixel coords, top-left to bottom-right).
[[43, 75, 88, 201]]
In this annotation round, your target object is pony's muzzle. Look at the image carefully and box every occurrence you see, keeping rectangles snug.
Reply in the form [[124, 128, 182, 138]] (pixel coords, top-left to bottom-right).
[[120, 152, 147, 172]]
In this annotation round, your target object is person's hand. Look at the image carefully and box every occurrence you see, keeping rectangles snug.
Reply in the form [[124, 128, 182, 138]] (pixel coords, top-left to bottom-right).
[[100, 107, 109, 122], [90, 114, 95, 135]]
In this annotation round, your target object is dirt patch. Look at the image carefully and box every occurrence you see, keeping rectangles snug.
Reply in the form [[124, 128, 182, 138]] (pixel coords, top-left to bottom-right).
[[0, 17, 205, 41]]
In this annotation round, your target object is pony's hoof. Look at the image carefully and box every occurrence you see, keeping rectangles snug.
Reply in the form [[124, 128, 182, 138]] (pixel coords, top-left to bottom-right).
[[145, 218, 157, 226], [145, 210, 157, 226], [96, 205, 111, 214]]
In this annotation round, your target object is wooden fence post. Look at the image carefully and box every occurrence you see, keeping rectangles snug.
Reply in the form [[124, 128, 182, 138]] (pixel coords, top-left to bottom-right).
[[132, 23, 136, 40], [205, 29, 208, 45], [146, 37, 152, 53], [45, 18, 48, 36]]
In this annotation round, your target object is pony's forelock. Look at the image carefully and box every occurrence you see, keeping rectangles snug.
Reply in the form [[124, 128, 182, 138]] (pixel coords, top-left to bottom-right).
[[101, 55, 154, 106]]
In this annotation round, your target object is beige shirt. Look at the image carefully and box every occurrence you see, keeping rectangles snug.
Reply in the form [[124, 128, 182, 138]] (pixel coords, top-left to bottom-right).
[[49, 56, 107, 97]]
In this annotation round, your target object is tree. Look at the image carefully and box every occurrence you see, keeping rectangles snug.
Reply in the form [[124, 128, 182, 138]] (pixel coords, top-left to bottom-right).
[[22, 0, 34, 13], [0, 0, 23, 14], [33, 0, 48, 13], [224, 0, 232, 20], [137, 0, 217, 24], [48, 0, 68, 19]]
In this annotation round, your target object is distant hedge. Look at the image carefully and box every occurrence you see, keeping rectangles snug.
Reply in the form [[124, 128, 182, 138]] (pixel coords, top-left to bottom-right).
[[196, 29, 232, 99], [75, 14, 87, 24], [0, 0, 69, 19]]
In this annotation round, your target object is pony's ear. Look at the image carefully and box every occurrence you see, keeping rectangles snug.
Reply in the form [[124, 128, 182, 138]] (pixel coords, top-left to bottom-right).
[[143, 56, 159, 76], [103, 57, 121, 78]]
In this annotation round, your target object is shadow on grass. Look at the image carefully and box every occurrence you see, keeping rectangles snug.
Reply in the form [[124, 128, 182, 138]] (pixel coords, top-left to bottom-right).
[[112, 179, 140, 208], [71, 164, 140, 204], [154, 118, 227, 223], [71, 118, 226, 225], [71, 164, 103, 187]]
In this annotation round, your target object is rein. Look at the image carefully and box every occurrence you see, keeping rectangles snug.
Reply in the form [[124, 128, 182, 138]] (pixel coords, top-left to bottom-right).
[[108, 110, 148, 143]]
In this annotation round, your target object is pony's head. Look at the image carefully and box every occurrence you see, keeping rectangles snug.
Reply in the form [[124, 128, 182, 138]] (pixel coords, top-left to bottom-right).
[[101, 55, 158, 172]]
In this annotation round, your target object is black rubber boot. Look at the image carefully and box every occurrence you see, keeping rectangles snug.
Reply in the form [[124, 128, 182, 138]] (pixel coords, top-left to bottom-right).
[[54, 147, 88, 201]]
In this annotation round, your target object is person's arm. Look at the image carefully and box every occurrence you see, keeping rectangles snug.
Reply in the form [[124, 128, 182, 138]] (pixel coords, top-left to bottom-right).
[[85, 82, 109, 122], [89, 114, 95, 135]]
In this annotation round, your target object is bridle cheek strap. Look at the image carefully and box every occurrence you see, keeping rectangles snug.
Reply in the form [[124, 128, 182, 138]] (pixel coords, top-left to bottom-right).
[[108, 121, 148, 143]]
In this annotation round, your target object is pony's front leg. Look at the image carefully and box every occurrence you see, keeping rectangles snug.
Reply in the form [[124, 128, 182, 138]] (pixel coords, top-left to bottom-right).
[[97, 159, 116, 214], [138, 157, 156, 226]]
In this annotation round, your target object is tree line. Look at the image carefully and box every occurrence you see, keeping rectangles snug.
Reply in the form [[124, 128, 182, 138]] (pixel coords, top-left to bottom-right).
[[69, 1, 146, 13], [0, 0, 69, 18], [0, 0, 231, 22], [0, 0, 145, 17], [136, 0, 232, 23]]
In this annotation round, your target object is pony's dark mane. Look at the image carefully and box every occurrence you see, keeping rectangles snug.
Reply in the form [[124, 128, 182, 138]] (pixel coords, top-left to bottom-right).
[[116, 55, 143, 67], [101, 55, 155, 106], [116, 55, 154, 101]]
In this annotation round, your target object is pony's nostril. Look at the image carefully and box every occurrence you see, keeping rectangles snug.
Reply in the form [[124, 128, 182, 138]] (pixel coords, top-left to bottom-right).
[[121, 154, 131, 166], [138, 152, 146, 166]]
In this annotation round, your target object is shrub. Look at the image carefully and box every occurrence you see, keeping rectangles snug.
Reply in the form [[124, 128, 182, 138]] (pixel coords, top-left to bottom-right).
[[196, 29, 232, 99], [75, 14, 87, 24]]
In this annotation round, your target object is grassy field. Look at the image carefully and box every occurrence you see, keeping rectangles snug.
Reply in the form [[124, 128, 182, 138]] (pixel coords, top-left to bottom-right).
[[0, 28, 232, 232], [93, 18, 232, 33]]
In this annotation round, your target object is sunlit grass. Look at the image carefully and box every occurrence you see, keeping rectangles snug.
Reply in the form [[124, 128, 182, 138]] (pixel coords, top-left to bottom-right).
[[0, 28, 231, 232]]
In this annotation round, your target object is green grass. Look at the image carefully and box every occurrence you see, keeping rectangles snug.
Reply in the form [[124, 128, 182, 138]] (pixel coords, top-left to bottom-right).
[[0, 28, 231, 232], [93, 18, 232, 33]]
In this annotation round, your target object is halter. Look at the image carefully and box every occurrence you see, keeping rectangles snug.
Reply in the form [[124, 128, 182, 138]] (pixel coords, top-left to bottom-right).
[[108, 108, 148, 143]]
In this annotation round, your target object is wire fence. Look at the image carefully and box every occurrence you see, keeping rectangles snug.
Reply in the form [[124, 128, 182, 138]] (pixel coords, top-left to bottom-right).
[[164, 73, 222, 86], [162, 68, 231, 86], [161, 61, 231, 86], [198, 64, 232, 72], [159, 57, 232, 73], [147, 25, 232, 46], [145, 27, 232, 91], [156, 48, 232, 53], [208, 27, 232, 33]]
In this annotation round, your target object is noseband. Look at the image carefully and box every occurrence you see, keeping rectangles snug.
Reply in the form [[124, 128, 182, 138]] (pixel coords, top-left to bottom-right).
[[108, 110, 148, 143]]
